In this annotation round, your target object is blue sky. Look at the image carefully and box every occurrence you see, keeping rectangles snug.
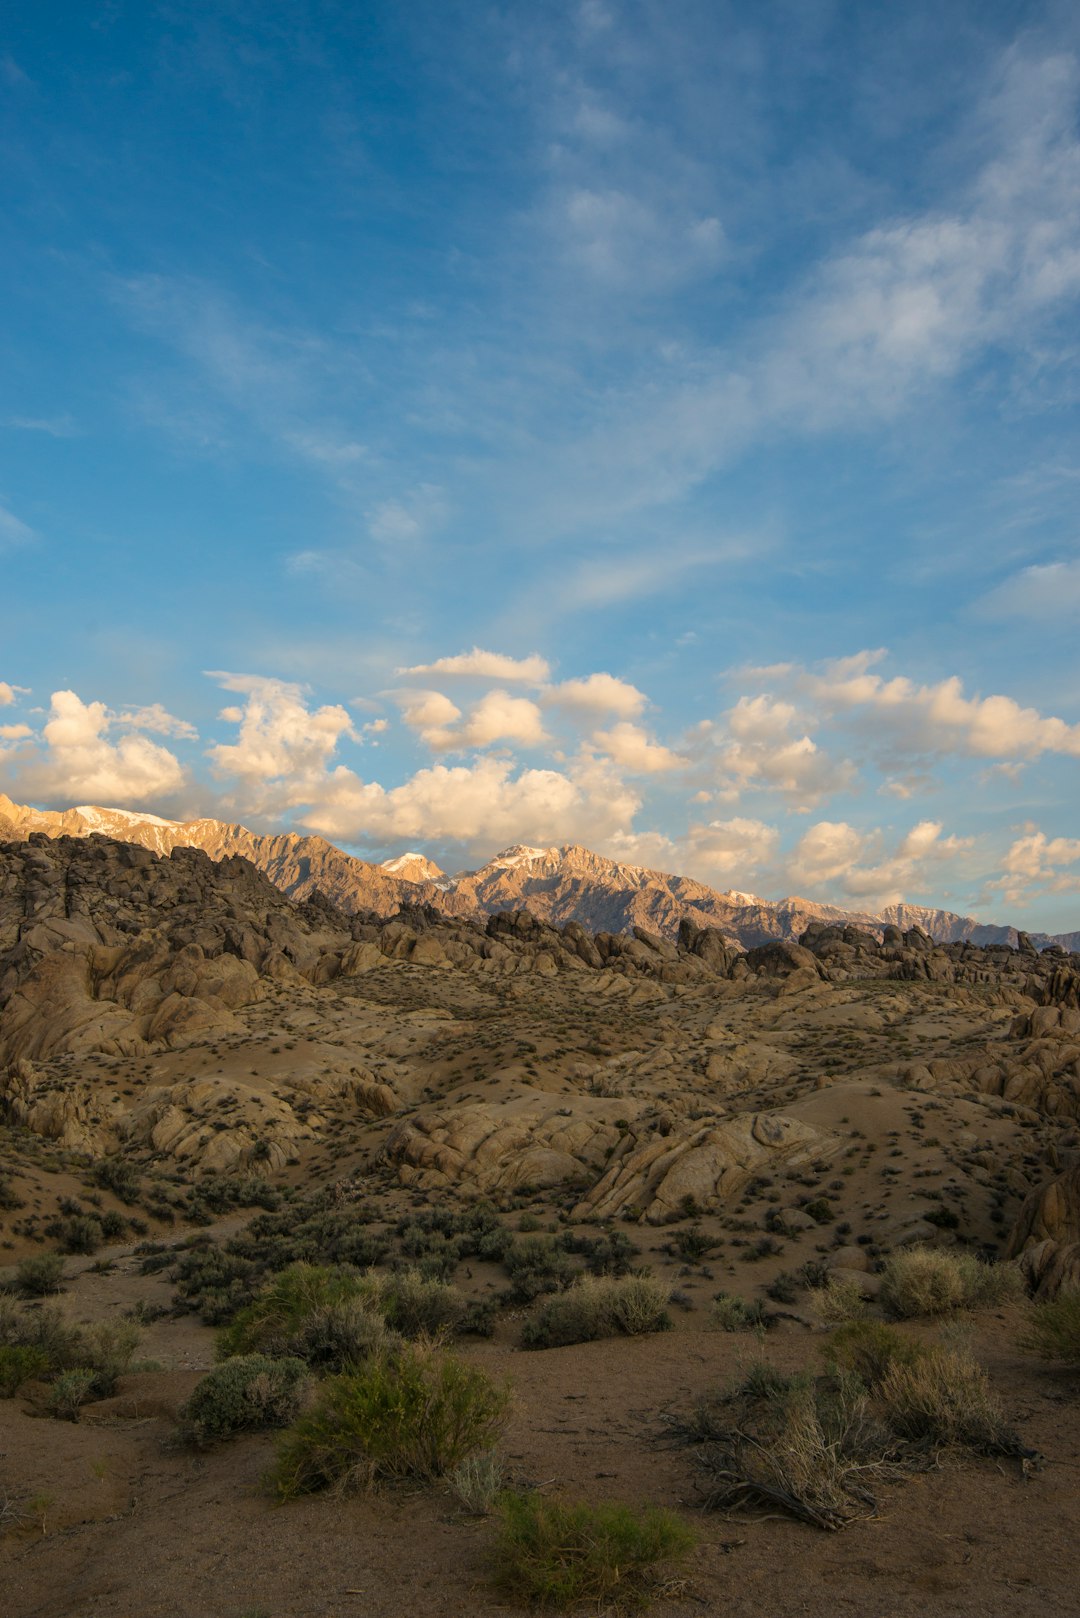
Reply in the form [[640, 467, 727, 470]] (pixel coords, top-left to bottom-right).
[[2, 1, 1079, 928]]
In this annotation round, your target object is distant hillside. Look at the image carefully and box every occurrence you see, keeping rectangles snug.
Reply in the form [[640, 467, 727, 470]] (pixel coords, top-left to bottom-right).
[[2, 794, 1075, 952]]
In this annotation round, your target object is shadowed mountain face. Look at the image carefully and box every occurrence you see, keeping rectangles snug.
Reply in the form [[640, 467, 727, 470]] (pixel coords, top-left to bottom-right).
[[1, 795, 1077, 952]]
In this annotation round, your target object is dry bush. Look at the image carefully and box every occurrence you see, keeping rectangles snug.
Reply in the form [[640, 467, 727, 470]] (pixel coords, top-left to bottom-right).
[[447, 1451, 506, 1515], [709, 1294, 771, 1333], [823, 1320, 926, 1389], [809, 1276, 868, 1324], [492, 1492, 696, 1611], [522, 1274, 671, 1349], [681, 1368, 901, 1532], [879, 1347, 1030, 1457], [880, 1248, 1020, 1319], [1019, 1291, 1080, 1367]]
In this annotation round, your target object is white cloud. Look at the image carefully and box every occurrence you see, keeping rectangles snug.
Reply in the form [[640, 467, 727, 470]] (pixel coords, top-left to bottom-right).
[[545, 672, 647, 717], [117, 703, 199, 740], [397, 689, 463, 750], [795, 650, 1080, 761], [788, 818, 971, 906], [397, 688, 547, 753], [398, 648, 551, 684], [975, 559, 1080, 620], [590, 721, 685, 774], [991, 827, 1080, 905], [0, 690, 185, 806], [0, 724, 31, 740], [462, 690, 547, 749], [0, 683, 14, 707], [292, 752, 642, 857], [684, 817, 780, 880], [205, 673, 357, 805], [710, 693, 853, 809]]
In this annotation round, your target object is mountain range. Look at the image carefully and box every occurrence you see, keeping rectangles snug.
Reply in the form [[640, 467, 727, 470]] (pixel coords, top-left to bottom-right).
[[1, 792, 1076, 952]]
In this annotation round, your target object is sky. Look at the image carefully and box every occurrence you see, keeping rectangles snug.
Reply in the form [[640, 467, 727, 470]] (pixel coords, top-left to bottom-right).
[[2, 1, 1079, 930]]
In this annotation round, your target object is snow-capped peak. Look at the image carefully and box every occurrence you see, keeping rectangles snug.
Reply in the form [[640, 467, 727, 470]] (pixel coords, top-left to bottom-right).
[[380, 851, 445, 883], [74, 805, 179, 830], [488, 845, 560, 870]]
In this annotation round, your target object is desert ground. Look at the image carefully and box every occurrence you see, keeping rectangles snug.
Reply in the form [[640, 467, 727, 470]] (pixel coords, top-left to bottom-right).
[[2, 834, 1079, 1616]]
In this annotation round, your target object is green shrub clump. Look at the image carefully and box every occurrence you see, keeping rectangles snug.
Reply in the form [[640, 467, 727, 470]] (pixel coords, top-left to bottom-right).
[[15, 1253, 65, 1297], [0, 1344, 50, 1396], [492, 1492, 696, 1610], [522, 1275, 671, 1350], [0, 1299, 141, 1403], [503, 1238, 578, 1304], [270, 1343, 509, 1498], [179, 1355, 310, 1446], [218, 1263, 394, 1370]]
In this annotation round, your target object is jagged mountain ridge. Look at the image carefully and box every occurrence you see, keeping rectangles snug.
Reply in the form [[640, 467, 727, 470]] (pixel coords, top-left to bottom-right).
[[1, 794, 1076, 951]]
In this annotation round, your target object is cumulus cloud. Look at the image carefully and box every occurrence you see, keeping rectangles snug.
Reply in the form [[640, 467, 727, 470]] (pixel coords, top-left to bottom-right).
[[205, 673, 357, 804], [684, 817, 780, 881], [788, 819, 971, 906], [292, 752, 642, 856], [0, 690, 185, 805], [991, 827, 1080, 905], [710, 694, 854, 808], [590, 721, 685, 774], [792, 650, 1080, 762], [398, 648, 551, 684], [117, 703, 198, 740], [545, 672, 647, 717], [0, 683, 15, 707], [397, 688, 547, 752], [0, 724, 32, 740]]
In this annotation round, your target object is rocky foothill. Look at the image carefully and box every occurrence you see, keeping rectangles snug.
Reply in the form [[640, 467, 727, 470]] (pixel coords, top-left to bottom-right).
[[1, 829, 1078, 1288]]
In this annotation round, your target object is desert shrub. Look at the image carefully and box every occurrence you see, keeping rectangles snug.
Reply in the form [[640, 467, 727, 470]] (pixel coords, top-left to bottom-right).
[[557, 1230, 640, 1277], [15, 1253, 65, 1297], [77, 1318, 142, 1396], [503, 1237, 578, 1303], [492, 1492, 696, 1610], [179, 1355, 310, 1446], [0, 1173, 24, 1211], [396, 1202, 512, 1268], [522, 1275, 671, 1350], [448, 1451, 506, 1515], [668, 1226, 717, 1264], [0, 1345, 49, 1396], [172, 1242, 261, 1324], [90, 1157, 142, 1205], [803, 1198, 834, 1225], [459, 1298, 498, 1337], [823, 1321, 925, 1389], [51, 1214, 104, 1255], [709, 1294, 771, 1333], [672, 1367, 900, 1532], [269, 1344, 509, 1498], [48, 1368, 97, 1421], [809, 1275, 868, 1324], [1018, 1291, 1080, 1366], [0, 1298, 83, 1370], [218, 1264, 373, 1361], [374, 1268, 467, 1339], [880, 1248, 1020, 1319], [879, 1347, 1027, 1456]]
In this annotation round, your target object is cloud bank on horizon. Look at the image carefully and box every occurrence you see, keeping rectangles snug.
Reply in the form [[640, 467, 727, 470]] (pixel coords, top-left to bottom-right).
[[1, 3, 1078, 929], [2, 649, 1080, 924]]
